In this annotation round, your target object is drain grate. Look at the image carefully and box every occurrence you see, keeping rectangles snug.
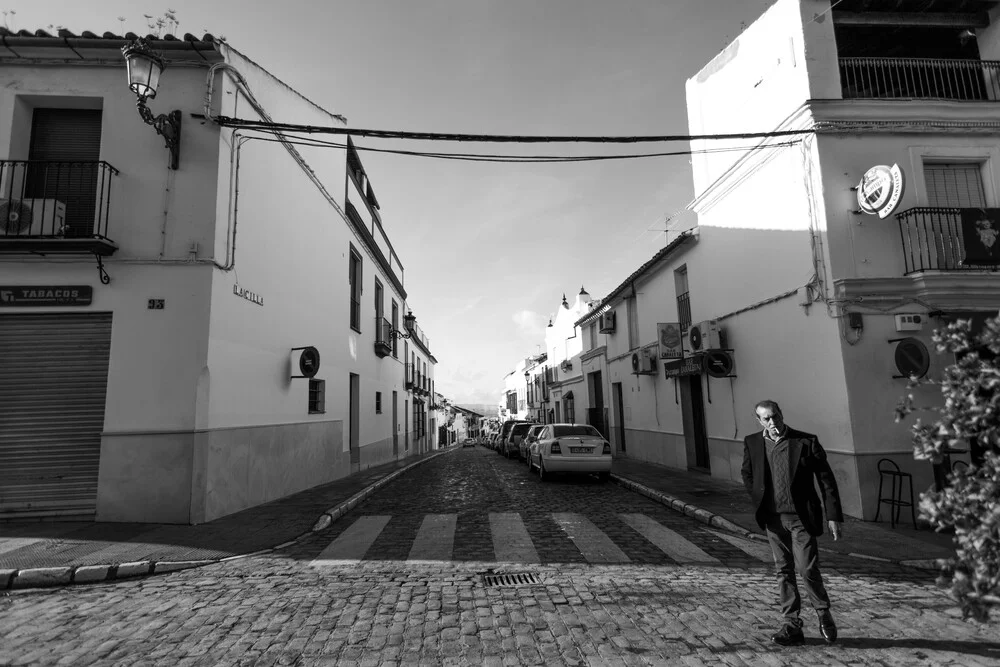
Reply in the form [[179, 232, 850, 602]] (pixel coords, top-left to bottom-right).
[[483, 572, 541, 587]]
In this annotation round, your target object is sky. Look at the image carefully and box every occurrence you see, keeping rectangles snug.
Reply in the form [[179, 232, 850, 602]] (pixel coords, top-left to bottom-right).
[[5, 0, 777, 406]]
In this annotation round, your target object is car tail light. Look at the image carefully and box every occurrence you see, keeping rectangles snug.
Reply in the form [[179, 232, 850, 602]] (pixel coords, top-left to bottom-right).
[[550, 442, 561, 454], [603, 442, 611, 454]]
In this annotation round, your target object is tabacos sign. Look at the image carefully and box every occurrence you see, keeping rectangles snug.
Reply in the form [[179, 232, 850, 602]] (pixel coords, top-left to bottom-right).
[[857, 163, 905, 219]]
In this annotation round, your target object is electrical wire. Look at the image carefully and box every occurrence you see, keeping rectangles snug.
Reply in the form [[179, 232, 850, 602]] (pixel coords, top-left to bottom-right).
[[238, 128, 801, 164], [209, 115, 814, 144]]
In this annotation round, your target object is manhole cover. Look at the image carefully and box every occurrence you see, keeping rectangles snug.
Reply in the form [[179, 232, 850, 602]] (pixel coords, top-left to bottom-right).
[[483, 572, 541, 587]]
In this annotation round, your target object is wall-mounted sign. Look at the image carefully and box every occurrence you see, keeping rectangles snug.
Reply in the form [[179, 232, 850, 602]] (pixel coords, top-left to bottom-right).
[[0, 285, 92, 307], [663, 356, 702, 379], [233, 284, 263, 306], [960, 208, 1000, 266], [290, 346, 321, 379], [657, 322, 684, 359], [857, 163, 905, 219], [704, 350, 735, 378]]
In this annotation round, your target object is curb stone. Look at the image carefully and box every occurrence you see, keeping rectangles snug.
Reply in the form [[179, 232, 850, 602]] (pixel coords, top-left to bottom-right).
[[610, 473, 940, 571], [3, 447, 454, 591]]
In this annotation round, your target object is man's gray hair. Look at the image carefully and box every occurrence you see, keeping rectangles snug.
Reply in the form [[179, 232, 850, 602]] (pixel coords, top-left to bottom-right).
[[753, 399, 782, 417]]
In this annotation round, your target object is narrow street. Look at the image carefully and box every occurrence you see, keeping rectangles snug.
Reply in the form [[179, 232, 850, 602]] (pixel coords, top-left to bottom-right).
[[2, 447, 997, 666]]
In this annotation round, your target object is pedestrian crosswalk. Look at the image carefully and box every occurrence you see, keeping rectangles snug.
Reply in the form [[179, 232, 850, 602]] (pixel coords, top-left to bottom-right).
[[309, 512, 774, 567]]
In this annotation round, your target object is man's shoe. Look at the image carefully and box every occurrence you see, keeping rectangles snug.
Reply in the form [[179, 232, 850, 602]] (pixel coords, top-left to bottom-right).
[[771, 624, 805, 646], [817, 609, 837, 643]]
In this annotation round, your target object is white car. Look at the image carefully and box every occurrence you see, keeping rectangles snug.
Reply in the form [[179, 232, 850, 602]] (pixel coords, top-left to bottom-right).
[[529, 423, 612, 481]]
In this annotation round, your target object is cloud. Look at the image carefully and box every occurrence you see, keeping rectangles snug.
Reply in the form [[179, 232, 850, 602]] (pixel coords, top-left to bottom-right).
[[512, 309, 547, 338]]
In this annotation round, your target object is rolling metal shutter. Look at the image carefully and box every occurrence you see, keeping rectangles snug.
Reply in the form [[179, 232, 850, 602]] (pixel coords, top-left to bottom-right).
[[0, 312, 113, 518]]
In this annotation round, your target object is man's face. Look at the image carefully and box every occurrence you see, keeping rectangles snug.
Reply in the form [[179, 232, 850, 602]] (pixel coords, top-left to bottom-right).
[[756, 406, 784, 437]]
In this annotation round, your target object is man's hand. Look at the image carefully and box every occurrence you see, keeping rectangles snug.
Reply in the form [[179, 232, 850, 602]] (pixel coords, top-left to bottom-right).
[[829, 521, 843, 541]]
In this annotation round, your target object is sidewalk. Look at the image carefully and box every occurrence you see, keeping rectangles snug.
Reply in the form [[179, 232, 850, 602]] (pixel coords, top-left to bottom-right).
[[0, 446, 958, 590], [610, 457, 957, 569]]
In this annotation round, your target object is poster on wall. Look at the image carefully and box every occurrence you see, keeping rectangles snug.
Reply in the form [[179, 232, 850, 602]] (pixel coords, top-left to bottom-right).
[[657, 322, 683, 359], [960, 208, 1000, 266]]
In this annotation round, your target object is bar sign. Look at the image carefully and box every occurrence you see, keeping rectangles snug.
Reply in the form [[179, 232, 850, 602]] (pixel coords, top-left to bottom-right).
[[0, 285, 93, 307]]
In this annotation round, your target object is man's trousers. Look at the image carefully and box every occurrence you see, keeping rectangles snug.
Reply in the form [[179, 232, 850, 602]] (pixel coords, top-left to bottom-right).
[[764, 512, 831, 626]]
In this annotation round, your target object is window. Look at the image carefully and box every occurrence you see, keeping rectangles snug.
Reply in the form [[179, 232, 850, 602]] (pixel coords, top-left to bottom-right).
[[588, 322, 597, 349], [376, 391, 382, 414], [374, 279, 384, 325], [924, 163, 986, 208], [391, 300, 399, 358], [349, 246, 362, 332], [675, 266, 691, 332], [553, 425, 601, 438], [626, 296, 639, 350], [565, 396, 576, 424], [308, 379, 326, 414]]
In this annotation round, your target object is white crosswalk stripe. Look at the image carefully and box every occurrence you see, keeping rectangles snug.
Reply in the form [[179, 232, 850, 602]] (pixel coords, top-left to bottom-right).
[[408, 514, 457, 561], [704, 528, 775, 563], [491, 512, 540, 563], [619, 513, 721, 564], [310, 515, 391, 566], [307, 512, 769, 566], [553, 512, 631, 563]]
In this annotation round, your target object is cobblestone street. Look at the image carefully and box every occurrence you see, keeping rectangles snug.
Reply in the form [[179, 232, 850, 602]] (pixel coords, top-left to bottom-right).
[[2, 448, 998, 666]]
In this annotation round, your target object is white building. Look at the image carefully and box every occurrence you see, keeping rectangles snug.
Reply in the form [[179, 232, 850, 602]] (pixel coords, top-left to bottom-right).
[[573, 0, 1000, 520], [0, 30, 435, 523]]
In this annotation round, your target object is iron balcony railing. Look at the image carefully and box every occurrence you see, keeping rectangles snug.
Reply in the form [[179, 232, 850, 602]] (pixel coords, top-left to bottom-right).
[[840, 57, 1000, 101], [676, 292, 692, 331], [0, 160, 118, 251], [405, 363, 415, 388], [374, 316, 392, 357], [896, 207, 1000, 274]]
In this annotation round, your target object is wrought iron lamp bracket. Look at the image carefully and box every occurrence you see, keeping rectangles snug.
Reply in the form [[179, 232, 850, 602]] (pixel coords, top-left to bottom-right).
[[94, 253, 110, 285], [388, 329, 411, 340], [136, 97, 181, 170]]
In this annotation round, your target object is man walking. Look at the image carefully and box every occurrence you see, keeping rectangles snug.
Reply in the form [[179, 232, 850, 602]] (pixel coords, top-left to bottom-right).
[[741, 400, 843, 646]]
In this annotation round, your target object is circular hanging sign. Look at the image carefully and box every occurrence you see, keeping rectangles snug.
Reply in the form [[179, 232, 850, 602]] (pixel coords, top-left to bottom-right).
[[703, 350, 734, 378], [857, 163, 905, 219], [893, 337, 929, 379], [299, 346, 321, 378]]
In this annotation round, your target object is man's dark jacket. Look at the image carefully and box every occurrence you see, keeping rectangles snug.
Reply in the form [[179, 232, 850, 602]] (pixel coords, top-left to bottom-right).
[[741, 427, 844, 537]]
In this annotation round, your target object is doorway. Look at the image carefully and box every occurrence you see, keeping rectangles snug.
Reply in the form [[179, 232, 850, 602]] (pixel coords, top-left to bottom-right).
[[392, 391, 398, 457], [679, 375, 710, 472], [612, 382, 625, 453], [349, 373, 360, 469]]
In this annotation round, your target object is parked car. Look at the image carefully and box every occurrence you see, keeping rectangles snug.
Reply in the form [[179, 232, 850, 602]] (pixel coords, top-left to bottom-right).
[[528, 423, 612, 481], [521, 424, 546, 463], [463, 437, 476, 448], [505, 422, 533, 459], [496, 420, 525, 455]]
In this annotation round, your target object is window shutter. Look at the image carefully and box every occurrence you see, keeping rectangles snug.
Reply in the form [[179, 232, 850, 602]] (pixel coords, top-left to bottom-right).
[[924, 163, 987, 208]]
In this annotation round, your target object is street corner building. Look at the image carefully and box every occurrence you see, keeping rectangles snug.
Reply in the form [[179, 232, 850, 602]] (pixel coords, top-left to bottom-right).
[[504, 0, 1000, 522], [0, 29, 437, 524]]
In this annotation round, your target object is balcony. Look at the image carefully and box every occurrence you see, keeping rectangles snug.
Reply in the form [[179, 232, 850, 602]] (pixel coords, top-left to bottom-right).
[[896, 207, 1000, 274], [374, 316, 392, 358], [405, 363, 415, 390], [0, 160, 118, 255], [840, 58, 1000, 101]]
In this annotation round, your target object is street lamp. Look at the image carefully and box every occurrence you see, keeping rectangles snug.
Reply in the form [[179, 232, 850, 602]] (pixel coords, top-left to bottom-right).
[[122, 38, 182, 170]]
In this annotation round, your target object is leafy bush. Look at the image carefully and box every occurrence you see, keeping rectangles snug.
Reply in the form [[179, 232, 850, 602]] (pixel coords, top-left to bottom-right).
[[895, 314, 1000, 622]]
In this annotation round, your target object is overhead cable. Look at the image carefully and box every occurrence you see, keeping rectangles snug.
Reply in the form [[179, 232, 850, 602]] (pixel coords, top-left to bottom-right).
[[240, 129, 801, 164], [209, 115, 813, 144]]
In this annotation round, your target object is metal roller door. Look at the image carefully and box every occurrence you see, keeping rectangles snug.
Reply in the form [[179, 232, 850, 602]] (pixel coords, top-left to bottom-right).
[[0, 312, 113, 518]]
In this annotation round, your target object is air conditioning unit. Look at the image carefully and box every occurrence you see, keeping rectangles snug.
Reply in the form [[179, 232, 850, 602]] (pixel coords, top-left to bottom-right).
[[598, 310, 616, 333], [686, 320, 721, 354], [0, 199, 66, 236], [560, 359, 572, 371], [631, 348, 656, 375]]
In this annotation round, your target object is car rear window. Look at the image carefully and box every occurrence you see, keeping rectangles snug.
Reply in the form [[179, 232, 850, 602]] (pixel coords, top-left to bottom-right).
[[511, 423, 532, 435], [553, 425, 602, 437]]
